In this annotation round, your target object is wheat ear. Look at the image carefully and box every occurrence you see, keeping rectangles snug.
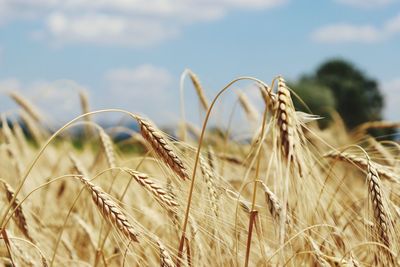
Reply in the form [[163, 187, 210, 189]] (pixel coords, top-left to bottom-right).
[[78, 176, 139, 242], [69, 154, 138, 242], [367, 162, 391, 248], [260, 182, 284, 223], [199, 157, 219, 217], [98, 127, 116, 169], [9, 91, 42, 122], [188, 70, 209, 111], [79, 90, 93, 137], [0, 179, 33, 243], [157, 239, 176, 267], [276, 77, 296, 160], [135, 116, 189, 180]]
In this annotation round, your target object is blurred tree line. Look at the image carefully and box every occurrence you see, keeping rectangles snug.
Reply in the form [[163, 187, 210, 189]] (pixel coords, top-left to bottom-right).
[[291, 59, 396, 138]]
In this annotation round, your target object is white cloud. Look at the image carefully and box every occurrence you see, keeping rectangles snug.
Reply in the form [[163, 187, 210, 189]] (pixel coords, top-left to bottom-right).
[[104, 64, 177, 120], [311, 12, 400, 44], [0, 78, 21, 93], [385, 13, 400, 34], [0, 65, 178, 124], [312, 24, 381, 43], [0, 0, 285, 46], [45, 13, 179, 46], [336, 0, 395, 8], [0, 78, 87, 124], [382, 78, 400, 121], [105, 64, 173, 94]]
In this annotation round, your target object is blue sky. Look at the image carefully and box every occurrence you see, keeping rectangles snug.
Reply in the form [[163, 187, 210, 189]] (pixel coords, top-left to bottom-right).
[[0, 0, 400, 126]]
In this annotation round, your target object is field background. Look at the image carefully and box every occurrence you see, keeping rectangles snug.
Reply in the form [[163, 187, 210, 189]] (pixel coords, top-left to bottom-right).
[[1, 1, 400, 266]]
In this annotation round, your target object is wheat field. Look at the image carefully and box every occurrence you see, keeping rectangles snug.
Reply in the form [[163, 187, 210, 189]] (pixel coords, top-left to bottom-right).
[[0, 73, 399, 266]]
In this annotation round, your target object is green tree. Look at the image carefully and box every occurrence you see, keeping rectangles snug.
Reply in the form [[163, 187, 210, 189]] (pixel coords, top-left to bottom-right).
[[290, 77, 336, 128], [292, 59, 385, 130], [314, 59, 384, 129]]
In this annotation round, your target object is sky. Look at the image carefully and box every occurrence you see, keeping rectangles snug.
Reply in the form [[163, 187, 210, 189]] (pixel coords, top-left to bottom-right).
[[0, 0, 400, 126]]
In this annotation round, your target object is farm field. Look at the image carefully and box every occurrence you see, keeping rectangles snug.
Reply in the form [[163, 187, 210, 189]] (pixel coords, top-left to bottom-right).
[[1, 74, 399, 266]]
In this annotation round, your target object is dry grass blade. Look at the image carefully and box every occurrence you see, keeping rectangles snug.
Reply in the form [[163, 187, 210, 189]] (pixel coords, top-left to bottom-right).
[[136, 116, 189, 181], [124, 169, 179, 211], [77, 176, 139, 242], [0, 180, 33, 243]]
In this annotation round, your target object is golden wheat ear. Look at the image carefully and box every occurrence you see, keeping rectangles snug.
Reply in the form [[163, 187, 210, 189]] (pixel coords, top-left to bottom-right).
[[135, 116, 190, 181], [276, 77, 295, 160], [9, 91, 43, 123], [156, 239, 176, 267], [188, 70, 209, 111], [0, 179, 34, 243], [77, 176, 140, 243]]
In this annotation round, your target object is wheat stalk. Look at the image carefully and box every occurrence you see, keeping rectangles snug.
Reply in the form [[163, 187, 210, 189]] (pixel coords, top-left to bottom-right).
[[135, 116, 189, 181], [69, 153, 90, 178], [258, 83, 276, 113]]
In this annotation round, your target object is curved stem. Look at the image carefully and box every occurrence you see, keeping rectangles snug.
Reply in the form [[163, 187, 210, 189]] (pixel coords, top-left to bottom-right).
[[176, 76, 270, 266]]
